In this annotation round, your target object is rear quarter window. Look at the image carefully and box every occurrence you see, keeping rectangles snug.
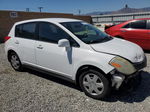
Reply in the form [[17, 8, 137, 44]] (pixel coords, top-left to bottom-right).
[[15, 24, 23, 37]]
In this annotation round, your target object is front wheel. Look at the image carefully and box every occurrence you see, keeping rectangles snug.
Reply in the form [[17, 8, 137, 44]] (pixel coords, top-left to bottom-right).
[[79, 69, 111, 99]]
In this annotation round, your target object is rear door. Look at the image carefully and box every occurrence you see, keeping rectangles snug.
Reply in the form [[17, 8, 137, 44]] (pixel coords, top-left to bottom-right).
[[15, 22, 37, 64], [120, 20, 149, 49]]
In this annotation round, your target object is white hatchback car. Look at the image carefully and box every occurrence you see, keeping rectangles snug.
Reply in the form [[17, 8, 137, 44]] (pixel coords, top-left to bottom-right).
[[5, 18, 147, 99]]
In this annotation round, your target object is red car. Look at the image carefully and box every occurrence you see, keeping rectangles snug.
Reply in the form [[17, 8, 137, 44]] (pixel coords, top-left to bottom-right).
[[105, 18, 150, 50]]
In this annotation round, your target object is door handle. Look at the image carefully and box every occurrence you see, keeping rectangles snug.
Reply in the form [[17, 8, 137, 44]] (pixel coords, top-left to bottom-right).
[[15, 40, 19, 44], [121, 30, 127, 32], [37, 45, 43, 49]]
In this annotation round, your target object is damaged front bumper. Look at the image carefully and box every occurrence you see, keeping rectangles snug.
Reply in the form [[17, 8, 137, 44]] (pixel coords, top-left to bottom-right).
[[110, 56, 147, 89], [111, 71, 142, 89]]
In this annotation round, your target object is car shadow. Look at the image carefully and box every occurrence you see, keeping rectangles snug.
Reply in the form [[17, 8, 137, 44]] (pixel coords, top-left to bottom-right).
[[24, 68, 150, 103], [144, 50, 150, 54], [24, 68, 81, 91], [105, 71, 150, 103], [0, 39, 4, 44]]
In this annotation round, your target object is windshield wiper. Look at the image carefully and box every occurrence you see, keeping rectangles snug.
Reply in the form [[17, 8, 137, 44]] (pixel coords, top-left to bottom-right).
[[87, 36, 112, 44]]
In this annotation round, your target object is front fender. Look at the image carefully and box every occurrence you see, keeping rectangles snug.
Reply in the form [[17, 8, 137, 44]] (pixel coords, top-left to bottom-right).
[[72, 57, 115, 80]]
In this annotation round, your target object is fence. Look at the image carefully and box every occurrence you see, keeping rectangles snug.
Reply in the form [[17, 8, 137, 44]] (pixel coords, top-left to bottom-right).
[[0, 10, 92, 43]]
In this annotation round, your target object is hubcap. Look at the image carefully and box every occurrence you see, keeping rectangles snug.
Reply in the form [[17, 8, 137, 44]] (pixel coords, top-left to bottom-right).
[[11, 55, 20, 69], [83, 73, 104, 95]]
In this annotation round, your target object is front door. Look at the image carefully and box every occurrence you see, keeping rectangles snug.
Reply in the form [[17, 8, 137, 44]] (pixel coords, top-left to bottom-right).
[[35, 22, 78, 77]]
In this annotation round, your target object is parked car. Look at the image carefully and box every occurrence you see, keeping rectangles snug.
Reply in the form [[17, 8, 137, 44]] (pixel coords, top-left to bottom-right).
[[5, 18, 147, 99], [105, 18, 150, 50]]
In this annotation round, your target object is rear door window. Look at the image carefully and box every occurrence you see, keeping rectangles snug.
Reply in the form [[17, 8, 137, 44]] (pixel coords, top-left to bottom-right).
[[22, 23, 36, 39], [130, 20, 147, 29], [122, 20, 147, 29], [15, 22, 37, 40]]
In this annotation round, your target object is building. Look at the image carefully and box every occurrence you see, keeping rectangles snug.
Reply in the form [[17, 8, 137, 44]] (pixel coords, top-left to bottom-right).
[[92, 11, 150, 25], [0, 10, 92, 43]]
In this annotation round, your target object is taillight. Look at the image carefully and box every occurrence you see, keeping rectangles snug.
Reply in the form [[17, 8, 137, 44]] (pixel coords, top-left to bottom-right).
[[4, 36, 11, 42]]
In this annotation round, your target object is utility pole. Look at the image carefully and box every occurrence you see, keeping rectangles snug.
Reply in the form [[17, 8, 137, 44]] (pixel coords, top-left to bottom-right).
[[26, 8, 30, 12], [125, 4, 128, 8], [78, 9, 81, 15], [38, 7, 43, 12]]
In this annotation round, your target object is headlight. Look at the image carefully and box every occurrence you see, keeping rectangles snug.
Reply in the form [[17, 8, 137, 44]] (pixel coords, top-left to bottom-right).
[[109, 57, 136, 75]]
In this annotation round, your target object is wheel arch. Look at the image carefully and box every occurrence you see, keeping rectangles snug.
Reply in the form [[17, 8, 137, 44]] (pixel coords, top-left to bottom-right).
[[75, 65, 111, 86], [7, 49, 17, 62]]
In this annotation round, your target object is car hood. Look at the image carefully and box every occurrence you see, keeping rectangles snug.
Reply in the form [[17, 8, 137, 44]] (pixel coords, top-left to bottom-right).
[[90, 38, 145, 63]]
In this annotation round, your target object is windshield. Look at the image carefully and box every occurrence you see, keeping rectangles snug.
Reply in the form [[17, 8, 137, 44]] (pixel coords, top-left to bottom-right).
[[61, 22, 112, 44]]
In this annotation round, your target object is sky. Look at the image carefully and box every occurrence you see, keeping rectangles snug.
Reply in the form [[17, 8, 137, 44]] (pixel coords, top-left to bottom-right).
[[0, 0, 150, 14]]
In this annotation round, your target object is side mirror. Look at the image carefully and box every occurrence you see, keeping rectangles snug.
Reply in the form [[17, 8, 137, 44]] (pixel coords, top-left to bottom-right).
[[58, 39, 70, 48]]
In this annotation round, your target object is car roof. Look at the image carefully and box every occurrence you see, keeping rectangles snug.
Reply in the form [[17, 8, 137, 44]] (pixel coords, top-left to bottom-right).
[[15, 18, 82, 25], [126, 18, 150, 23], [116, 18, 150, 26], [134, 18, 150, 20]]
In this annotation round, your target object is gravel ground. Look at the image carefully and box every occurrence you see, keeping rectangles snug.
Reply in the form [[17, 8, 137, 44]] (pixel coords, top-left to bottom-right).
[[0, 44, 150, 112]]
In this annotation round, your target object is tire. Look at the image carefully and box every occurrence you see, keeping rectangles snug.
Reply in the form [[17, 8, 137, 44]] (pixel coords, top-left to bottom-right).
[[79, 69, 111, 99], [9, 52, 23, 71]]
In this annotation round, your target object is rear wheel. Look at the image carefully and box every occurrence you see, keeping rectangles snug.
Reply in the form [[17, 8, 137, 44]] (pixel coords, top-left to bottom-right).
[[9, 52, 23, 71], [79, 69, 111, 99]]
